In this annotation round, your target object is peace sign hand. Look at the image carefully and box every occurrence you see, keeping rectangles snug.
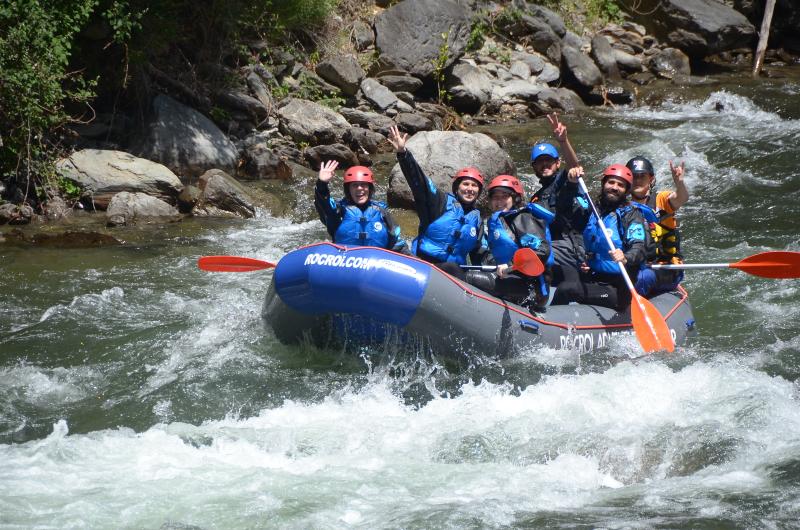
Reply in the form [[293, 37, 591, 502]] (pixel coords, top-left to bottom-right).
[[318, 160, 339, 183], [547, 112, 568, 143]]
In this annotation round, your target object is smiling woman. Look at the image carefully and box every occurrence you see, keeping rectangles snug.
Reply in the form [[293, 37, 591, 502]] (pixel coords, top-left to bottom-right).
[[313, 161, 407, 253]]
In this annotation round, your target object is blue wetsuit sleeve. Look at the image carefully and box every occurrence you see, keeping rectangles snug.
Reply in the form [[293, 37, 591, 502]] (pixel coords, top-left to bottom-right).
[[397, 150, 449, 233], [314, 180, 341, 239], [382, 209, 409, 254]]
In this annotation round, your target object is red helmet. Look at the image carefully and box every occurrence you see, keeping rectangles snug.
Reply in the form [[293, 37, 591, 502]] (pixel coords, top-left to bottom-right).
[[343, 166, 374, 185], [488, 175, 524, 196], [601, 164, 633, 189], [452, 167, 484, 193]]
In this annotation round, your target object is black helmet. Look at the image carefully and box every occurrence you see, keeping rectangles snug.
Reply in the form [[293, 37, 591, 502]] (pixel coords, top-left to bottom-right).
[[626, 156, 654, 176]]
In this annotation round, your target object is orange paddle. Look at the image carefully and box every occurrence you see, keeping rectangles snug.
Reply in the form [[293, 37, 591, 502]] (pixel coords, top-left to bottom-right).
[[578, 177, 675, 354], [650, 251, 800, 279]]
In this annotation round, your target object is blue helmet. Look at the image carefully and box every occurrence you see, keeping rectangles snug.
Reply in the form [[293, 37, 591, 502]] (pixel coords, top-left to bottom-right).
[[531, 142, 559, 162]]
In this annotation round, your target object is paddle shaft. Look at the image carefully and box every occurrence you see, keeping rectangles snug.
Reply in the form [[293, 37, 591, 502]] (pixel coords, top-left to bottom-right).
[[577, 177, 636, 292], [650, 263, 731, 270]]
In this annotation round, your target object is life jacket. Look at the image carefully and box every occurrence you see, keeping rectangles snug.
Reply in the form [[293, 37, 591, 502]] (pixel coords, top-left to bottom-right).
[[334, 200, 390, 248], [644, 192, 682, 264], [487, 204, 555, 268], [413, 193, 481, 264], [583, 204, 646, 275]]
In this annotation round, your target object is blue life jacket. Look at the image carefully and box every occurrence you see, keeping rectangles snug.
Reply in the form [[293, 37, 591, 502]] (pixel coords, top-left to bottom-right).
[[487, 203, 555, 266], [414, 193, 481, 264], [334, 200, 390, 248], [583, 205, 646, 275]]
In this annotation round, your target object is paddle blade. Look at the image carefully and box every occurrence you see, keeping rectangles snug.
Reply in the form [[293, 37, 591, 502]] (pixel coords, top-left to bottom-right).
[[630, 293, 675, 354], [511, 248, 545, 277], [732, 251, 800, 279], [197, 256, 276, 272]]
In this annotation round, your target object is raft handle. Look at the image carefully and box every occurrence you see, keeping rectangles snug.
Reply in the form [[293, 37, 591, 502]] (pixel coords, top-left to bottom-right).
[[518, 319, 539, 334]]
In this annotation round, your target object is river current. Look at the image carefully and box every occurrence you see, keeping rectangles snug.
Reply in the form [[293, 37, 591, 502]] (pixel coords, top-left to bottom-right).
[[2, 72, 800, 528]]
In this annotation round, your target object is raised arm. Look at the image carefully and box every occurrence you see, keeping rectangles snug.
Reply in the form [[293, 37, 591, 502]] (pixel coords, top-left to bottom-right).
[[388, 125, 447, 230], [548, 113, 579, 171], [314, 160, 341, 237], [667, 160, 689, 210]]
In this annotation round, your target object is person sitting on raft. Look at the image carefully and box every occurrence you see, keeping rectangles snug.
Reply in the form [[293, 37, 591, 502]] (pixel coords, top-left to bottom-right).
[[465, 175, 553, 312], [626, 156, 689, 297], [553, 164, 648, 310], [387, 125, 484, 277], [314, 160, 407, 252]]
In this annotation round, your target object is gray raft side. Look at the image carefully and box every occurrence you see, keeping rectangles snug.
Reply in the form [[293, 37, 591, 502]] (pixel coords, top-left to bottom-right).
[[263, 253, 695, 356]]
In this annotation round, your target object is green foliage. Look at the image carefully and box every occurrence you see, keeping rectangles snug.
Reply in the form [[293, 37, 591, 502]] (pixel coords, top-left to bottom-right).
[[432, 31, 451, 105], [466, 18, 489, 52], [0, 0, 341, 204], [57, 176, 83, 199], [0, 0, 97, 199]]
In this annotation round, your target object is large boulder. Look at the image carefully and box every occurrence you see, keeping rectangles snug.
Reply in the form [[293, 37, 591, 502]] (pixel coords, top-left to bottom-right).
[[135, 94, 239, 179], [374, 0, 471, 79], [629, 0, 756, 58], [192, 169, 256, 218], [276, 98, 350, 146], [56, 149, 183, 210], [106, 191, 181, 226], [387, 131, 515, 208]]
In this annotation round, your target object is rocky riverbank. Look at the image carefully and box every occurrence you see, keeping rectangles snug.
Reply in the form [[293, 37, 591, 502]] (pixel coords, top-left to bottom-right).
[[1, 0, 798, 245]]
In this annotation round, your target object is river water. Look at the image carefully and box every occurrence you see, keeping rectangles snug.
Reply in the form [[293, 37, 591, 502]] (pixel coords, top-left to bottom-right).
[[2, 70, 800, 528]]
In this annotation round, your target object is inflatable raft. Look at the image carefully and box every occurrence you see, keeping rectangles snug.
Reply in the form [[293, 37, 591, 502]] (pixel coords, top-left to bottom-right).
[[262, 242, 696, 357]]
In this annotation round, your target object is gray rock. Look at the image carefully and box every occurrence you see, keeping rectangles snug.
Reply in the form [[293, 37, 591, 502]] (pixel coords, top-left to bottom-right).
[[490, 79, 544, 104], [245, 70, 274, 112], [214, 90, 268, 120], [360, 78, 399, 111], [374, 0, 471, 79], [135, 94, 239, 178], [352, 20, 374, 51], [509, 60, 532, 79], [497, 12, 561, 64], [517, 1, 567, 38], [192, 169, 256, 218], [376, 74, 423, 93], [647, 47, 691, 79], [394, 112, 434, 134], [630, 0, 756, 58], [446, 61, 493, 113], [561, 32, 603, 89], [56, 149, 183, 210], [315, 55, 366, 96], [536, 87, 585, 112], [388, 131, 515, 208], [343, 127, 388, 155], [303, 144, 359, 169], [241, 143, 293, 180], [338, 107, 395, 135], [106, 191, 181, 226], [613, 49, 644, 73], [591, 34, 621, 80], [276, 98, 350, 146], [511, 51, 547, 74], [537, 63, 561, 84]]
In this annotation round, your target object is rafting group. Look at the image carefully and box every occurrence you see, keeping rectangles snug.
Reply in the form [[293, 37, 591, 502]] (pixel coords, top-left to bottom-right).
[[313, 114, 689, 314]]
